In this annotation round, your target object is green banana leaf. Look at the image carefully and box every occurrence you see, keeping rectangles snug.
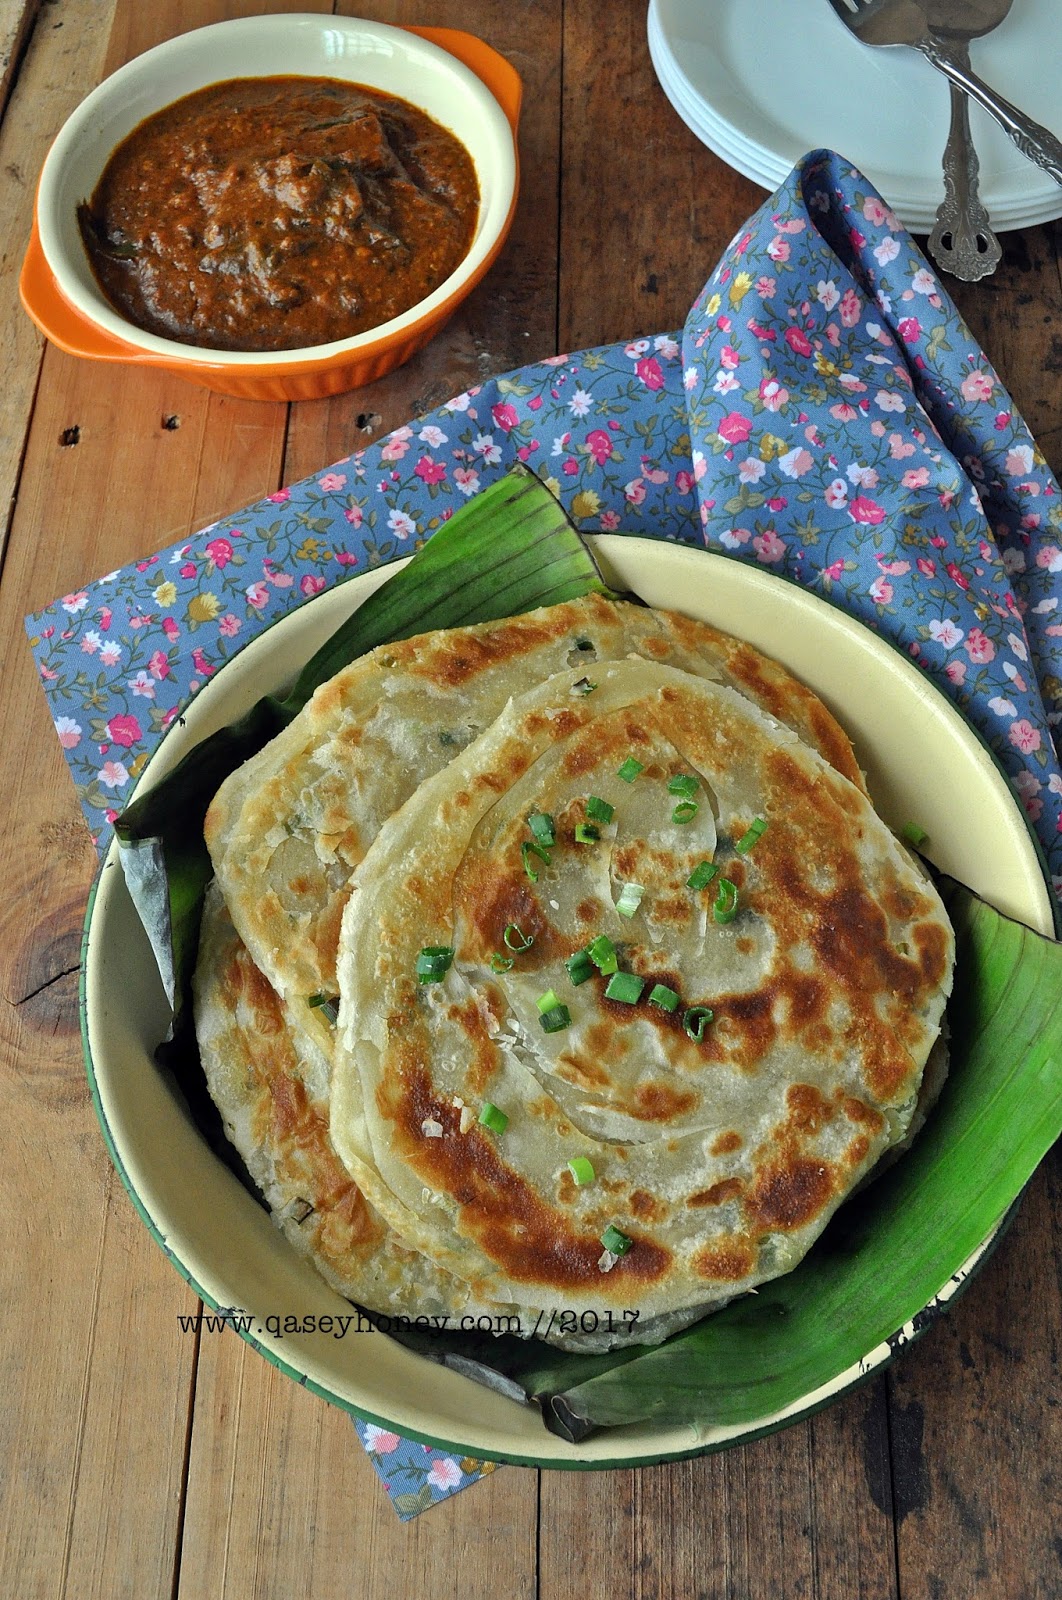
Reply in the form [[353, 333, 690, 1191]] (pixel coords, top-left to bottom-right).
[[388, 877, 1062, 1441], [113, 467, 617, 1046]]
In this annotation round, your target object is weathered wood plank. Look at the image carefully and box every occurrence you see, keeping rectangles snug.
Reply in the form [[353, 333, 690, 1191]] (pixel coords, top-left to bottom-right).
[[178, 1325, 537, 1600], [0, 0, 40, 121], [890, 1156, 1062, 1600], [0, 5, 304, 1595], [0, 0, 114, 562], [539, 1384, 898, 1600]]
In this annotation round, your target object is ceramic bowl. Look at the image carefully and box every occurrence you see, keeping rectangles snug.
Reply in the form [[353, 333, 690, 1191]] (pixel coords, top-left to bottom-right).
[[82, 538, 1055, 1467], [22, 15, 520, 400]]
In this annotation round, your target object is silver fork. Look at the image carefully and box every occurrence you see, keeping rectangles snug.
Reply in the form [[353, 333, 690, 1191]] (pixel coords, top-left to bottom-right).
[[827, 0, 1062, 186]]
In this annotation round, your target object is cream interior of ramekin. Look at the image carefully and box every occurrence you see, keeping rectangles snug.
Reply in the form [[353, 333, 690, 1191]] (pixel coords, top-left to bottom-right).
[[37, 13, 516, 366]]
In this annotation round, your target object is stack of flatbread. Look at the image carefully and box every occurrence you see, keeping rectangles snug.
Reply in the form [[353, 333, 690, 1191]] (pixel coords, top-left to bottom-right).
[[194, 594, 953, 1351]]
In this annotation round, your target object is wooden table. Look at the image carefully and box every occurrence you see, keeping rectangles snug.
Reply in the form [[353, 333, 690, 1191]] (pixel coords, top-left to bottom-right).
[[3, 2, 1060, 1595]]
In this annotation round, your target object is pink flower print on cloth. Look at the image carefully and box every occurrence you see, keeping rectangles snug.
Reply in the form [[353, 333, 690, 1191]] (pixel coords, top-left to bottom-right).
[[683, 149, 1062, 898]]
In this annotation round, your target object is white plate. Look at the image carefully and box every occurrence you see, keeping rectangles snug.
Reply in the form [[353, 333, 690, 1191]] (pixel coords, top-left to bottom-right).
[[82, 540, 1054, 1467], [648, 0, 1062, 232]]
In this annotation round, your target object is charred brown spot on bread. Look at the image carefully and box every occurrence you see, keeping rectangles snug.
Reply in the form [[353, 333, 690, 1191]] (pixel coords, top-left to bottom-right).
[[692, 1239, 756, 1280], [386, 1064, 673, 1290], [687, 1178, 744, 1208], [746, 1156, 835, 1231], [711, 1130, 744, 1155]]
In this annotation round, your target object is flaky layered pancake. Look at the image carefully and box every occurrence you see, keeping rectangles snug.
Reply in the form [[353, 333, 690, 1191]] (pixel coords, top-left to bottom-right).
[[204, 594, 865, 1030], [196, 596, 952, 1349], [330, 660, 953, 1335]]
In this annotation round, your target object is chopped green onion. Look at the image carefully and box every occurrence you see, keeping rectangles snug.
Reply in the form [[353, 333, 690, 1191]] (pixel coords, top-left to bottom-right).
[[537, 988, 562, 1014], [571, 676, 597, 695], [588, 934, 619, 975], [528, 811, 556, 847], [567, 1156, 596, 1186], [687, 859, 720, 891], [672, 800, 699, 825], [648, 983, 680, 1012], [574, 637, 594, 652], [667, 773, 699, 799], [574, 822, 600, 844], [565, 949, 595, 986], [489, 953, 514, 973], [539, 1004, 572, 1034], [736, 817, 769, 853], [478, 1102, 509, 1134], [416, 946, 454, 983], [504, 923, 535, 951], [586, 795, 615, 824], [683, 1005, 714, 1041], [605, 971, 645, 1005], [522, 839, 551, 881], [713, 879, 739, 924], [307, 993, 339, 1023], [601, 1225, 632, 1256], [615, 881, 645, 919], [902, 822, 929, 848], [617, 757, 645, 783]]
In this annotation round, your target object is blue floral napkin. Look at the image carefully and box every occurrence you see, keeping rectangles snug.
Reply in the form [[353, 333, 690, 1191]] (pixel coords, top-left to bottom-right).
[[26, 149, 1062, 1515]]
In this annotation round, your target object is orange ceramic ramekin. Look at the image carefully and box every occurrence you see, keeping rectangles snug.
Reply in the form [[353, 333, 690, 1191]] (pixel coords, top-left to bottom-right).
[[21, 15, 521, 402]]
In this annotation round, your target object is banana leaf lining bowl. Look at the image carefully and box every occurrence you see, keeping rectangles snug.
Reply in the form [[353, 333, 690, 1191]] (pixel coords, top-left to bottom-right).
[[81, 536, 1057, 1465]]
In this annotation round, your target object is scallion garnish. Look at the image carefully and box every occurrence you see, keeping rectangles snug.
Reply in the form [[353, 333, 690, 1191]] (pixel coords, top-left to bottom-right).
[[565, 949, 595, 985], [586, 795, 615, 825], [478, 1102, 509, 1134], [416, 946, 454, 983], [713, 879, 739, 924], [588, 934, 619, 975], [605, 970, 645, 1005], [307, 993, 339, 1023], [528, 812, 556, 847], [568, 1156, 596, 1186], [648, 983, 679, 1012], [490, 953, 514, 973], [687, 859, 720, 891], [667, 773, 699, 799], [504, 923, 535, 951], [736, 817, 768, 853], [539, 1004, 572, 1034], [615, 881, 645, 919], [902, 822, 929, 848], [600, 1225, 632, 1256], [574, 822, 600, 844], [522, 839, 551, 881], [672, 800, 699, 825], [617, 757, 645, 783], [683, 1005, 714, 1041], [571, 676, 597, 695], [537, 988, 562, 1014], [574, 637, 594, 652]]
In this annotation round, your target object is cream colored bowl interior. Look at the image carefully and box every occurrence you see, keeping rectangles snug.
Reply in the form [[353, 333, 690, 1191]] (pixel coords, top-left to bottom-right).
[[83, 539, 1054, 1467], [38, 13, 516, 366]]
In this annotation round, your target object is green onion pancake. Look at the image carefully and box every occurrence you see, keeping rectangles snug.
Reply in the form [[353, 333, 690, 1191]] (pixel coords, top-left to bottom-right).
[[329, 661, 953, 1334], [204, 594, 866, 1035]]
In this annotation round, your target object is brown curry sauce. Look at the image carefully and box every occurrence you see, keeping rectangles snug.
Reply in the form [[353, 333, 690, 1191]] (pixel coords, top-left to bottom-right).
[[78, 76, 480, 353]]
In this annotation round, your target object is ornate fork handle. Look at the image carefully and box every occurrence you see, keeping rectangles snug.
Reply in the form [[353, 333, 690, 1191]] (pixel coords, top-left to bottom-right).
[[928, 84, 1002, 282], [921, 35, 1062, 187]]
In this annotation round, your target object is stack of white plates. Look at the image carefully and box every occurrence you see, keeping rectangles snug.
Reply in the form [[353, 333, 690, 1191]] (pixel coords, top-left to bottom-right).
[[648, 0, 1062, 232]]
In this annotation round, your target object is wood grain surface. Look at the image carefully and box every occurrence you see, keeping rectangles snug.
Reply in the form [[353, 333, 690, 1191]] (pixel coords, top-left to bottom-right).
[[2, 2, 1059, 1597]]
